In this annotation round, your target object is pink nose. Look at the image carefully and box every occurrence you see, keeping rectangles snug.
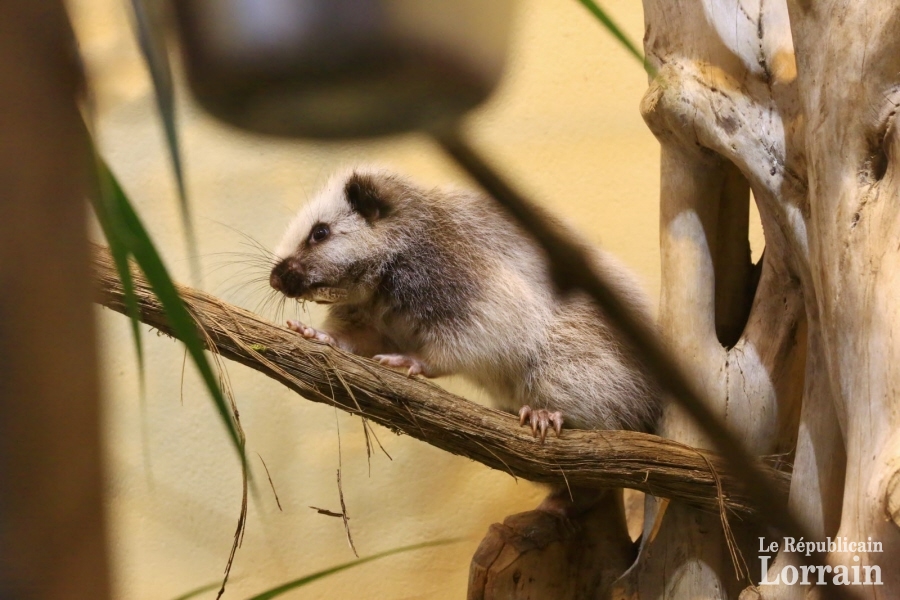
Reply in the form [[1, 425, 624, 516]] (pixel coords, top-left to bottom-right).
[[269, 269, 284, 292]]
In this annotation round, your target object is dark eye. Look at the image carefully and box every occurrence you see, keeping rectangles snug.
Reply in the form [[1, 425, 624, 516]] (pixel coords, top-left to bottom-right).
[[309, 223, 330, 243]]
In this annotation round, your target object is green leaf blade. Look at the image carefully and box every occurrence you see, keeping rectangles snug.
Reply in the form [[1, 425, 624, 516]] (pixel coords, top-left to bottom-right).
[[576, 0, 654, 75], [90, 154, 146, 383], [168, 581, 221, 600], [97, 160, 244, 460], [129, 0, 201, 282], [247, 539, 463, 600]]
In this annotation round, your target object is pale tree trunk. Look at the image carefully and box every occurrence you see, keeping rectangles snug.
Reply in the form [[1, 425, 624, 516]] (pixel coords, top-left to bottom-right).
[[636, 0, 900, 597], [471, 0, 900, 598], [624, 0, 811, 597], [783, 0, 900, 596]]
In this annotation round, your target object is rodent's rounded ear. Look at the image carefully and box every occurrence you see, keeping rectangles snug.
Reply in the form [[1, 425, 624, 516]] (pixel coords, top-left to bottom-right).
[[345, 174, 387, 222]]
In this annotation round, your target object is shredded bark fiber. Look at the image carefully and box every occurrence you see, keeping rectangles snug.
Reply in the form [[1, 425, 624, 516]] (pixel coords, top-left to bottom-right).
[[91, 244, 788, 518]]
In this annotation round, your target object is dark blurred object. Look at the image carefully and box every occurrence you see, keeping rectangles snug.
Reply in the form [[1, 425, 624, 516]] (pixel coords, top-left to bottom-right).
[[0, 2, 110, 599], [172, 0, 516, 138]]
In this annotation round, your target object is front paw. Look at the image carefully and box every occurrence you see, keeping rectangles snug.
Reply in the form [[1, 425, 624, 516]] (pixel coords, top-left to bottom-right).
[[373, 354, 431, 378], [286, 320, 335, 345], [518, 406, 564, 443]]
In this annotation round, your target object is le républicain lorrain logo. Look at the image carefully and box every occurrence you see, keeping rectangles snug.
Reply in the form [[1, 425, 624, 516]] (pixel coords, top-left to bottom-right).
[[759, 537, 883, 586]]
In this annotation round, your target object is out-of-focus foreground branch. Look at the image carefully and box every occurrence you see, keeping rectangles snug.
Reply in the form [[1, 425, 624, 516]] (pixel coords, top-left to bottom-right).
[[91, 244, 787, 518]]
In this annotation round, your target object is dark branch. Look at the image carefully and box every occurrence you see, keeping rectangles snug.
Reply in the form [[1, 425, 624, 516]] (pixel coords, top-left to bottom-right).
[[433, 130, 807, 531], [91, 244, 787, 518]]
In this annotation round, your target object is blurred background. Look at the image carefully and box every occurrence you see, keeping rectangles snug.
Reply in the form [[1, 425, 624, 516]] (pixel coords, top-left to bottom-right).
[[68, 0, 667, 597]]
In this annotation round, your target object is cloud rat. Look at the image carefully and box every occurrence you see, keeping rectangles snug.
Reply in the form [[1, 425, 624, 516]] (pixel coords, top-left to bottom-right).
[[270, 168, 660, 440]]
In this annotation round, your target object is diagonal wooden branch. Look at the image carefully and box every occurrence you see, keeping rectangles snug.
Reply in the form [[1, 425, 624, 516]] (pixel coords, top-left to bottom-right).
[[91, 244, 787, 518]]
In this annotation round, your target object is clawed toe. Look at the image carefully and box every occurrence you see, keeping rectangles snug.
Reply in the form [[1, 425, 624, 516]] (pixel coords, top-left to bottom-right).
[[286, 320, 334, 344], [518, 406, 564, 443], [373, 354, 428, 377]]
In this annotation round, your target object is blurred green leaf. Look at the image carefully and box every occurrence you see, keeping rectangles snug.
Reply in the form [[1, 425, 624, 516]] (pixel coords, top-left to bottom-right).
[[90, 158, 244, 460], [246, 539, 463, 600], [92, 159, 145, 383], [169, 581, 221, 600], [129, 0, 200, 281], [576, 0, 653, 74]]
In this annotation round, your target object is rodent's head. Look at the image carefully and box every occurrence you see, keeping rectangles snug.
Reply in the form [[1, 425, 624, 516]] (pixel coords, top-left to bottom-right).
[[270, 168, 402, 305]]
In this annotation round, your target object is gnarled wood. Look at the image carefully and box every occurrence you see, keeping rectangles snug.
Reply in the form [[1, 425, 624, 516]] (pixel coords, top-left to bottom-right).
[[633, 0, 900, 597], [785, 2, 900, 596], [468, 491, 635, 600], [624, 2, 809, 596]]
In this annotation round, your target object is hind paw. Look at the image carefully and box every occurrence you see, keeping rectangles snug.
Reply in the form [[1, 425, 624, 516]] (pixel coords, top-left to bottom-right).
[[286, 320, 335, 345], [373, 354, 432, 378], [518, 406, 564, 443]]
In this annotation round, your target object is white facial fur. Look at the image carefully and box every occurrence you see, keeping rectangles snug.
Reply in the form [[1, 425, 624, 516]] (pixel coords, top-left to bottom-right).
[[273, 167, 392, 304]]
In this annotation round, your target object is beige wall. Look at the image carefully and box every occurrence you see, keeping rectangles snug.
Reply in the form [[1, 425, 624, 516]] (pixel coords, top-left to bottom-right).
[[69, 1, 664, 598]]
